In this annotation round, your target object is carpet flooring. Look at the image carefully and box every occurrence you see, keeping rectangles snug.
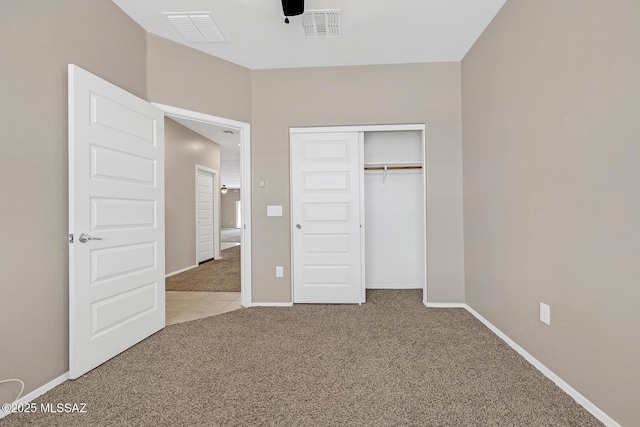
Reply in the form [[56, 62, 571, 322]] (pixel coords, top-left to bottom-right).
[[1, 290, 601, 427], [166, 245, 240, 292]]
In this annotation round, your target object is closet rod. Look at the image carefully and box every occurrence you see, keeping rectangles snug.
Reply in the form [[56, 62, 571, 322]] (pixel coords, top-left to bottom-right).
[[364, 165, 422, 171]]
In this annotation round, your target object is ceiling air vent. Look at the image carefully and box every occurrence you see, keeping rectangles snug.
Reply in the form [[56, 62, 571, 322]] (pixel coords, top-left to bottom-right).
[[302, 10, 341, 38], [164, 12, 226, 43]]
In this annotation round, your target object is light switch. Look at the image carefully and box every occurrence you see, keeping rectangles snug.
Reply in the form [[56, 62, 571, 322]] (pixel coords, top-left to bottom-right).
[[540, 302, 551, 325], [267, 205, 283, 217]]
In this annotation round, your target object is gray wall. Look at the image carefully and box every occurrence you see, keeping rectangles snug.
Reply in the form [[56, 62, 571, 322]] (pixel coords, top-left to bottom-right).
[[221, 190, 241, 229], [146, 34, 252, 124], [251, 63, 465, 303], [461, 1, 640, 424], [165, 119, 221, 274], [0, 0, 147, 402]]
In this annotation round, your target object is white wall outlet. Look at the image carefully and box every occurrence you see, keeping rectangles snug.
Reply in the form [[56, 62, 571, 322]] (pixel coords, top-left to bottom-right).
[[540, 302, 551, 325], [275, 266, 284, 278]]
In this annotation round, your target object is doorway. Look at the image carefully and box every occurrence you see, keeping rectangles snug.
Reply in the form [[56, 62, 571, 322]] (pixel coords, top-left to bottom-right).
[[221, 190, 242, 251], [68, 66, 252, 378], [154, 103, 252, 309]]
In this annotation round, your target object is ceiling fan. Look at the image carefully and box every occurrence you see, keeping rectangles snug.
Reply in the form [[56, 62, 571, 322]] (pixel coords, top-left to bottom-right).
[[282, 0, 304, 23]]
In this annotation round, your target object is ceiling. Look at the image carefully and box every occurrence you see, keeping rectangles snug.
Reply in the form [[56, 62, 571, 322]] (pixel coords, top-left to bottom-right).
[[112, 0, 507, 70]]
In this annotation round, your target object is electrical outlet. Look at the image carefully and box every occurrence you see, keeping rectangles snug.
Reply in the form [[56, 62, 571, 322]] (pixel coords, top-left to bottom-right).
[[540, 302, 551, 325], [275, 266, 284, 278]]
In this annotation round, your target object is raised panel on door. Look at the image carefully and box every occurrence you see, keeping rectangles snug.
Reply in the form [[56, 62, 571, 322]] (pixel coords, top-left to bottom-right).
[[90, 242, 157, 284], [291, 132, 362, 304], [91, 198, 156, 231], [91, 145, 156, 185]]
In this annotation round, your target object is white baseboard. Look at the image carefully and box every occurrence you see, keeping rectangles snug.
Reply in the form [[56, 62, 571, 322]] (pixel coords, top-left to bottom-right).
[[463, 304, 620, 427], [248, 302, 293, 307], [424, 302, 467, 308], [366, 284, 423, 289], [0, 372, 69, 420], [165, 265, 198, 278]]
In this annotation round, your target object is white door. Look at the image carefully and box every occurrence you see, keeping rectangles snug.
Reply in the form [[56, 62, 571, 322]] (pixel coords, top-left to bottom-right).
[[291, 132, 362, 303], [196, 169, 215, 262], [68, 65, 165, 378]]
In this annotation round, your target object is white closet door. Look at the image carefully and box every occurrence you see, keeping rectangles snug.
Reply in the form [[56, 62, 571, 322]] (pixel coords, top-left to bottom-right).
[[291, 132, 362, 303]]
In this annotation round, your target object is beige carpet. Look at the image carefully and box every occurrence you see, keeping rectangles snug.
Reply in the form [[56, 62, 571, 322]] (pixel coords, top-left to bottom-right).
[[166, 245, 240, 292], [2, 290, 601, 427]]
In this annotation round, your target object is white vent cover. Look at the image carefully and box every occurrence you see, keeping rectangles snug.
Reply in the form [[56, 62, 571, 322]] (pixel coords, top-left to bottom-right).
[[164, 12, 226, 43], [302, 10, 341, 38]]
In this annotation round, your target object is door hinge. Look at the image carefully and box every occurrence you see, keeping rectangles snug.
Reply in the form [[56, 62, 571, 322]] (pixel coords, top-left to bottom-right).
[[69, 233, 74, 243]]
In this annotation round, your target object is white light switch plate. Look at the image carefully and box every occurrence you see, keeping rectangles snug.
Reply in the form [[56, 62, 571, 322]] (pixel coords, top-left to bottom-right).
[[267, 205, 283, 217], [540, 302, 551, 325]]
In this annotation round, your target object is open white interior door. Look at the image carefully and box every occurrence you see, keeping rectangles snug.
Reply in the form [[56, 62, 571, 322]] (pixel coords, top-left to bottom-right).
[[68, 65, 165, 378]]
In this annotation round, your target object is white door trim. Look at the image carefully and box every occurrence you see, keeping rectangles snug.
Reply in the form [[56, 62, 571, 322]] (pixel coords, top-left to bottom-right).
[[290, 124, 423, 134], [290, 124, 428, 304], [195, 165, 220, 262], [152, 103, 252, 307]]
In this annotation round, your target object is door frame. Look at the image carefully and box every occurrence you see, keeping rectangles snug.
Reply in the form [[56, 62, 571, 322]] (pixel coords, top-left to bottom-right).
[[289, 124, 428, 305], [195, 165, 220, 263], [153, 103, 252, 307]]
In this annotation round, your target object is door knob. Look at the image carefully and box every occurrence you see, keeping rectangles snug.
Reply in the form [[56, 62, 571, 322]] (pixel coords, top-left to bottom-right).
[[296, 224, 302, 229], [78, 232, 102, 243]]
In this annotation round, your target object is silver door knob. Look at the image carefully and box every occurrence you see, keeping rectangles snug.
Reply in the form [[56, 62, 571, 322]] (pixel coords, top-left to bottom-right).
[[296, 224, 302, 229], [78, 233, 102, 243]]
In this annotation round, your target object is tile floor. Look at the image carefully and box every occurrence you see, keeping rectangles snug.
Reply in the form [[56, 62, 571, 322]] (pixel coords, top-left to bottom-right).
[[220, 241, 241, 251], [166, 291, 242, 325]]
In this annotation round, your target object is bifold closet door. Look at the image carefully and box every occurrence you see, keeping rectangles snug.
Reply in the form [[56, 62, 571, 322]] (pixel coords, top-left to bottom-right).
[[291, 132, 362, 304]]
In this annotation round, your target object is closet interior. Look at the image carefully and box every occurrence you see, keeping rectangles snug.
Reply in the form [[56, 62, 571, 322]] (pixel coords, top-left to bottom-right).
[[363, 130, 425, 289]]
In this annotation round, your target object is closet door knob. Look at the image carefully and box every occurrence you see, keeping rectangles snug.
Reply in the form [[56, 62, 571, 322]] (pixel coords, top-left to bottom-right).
[[296, 224, 302, 229]]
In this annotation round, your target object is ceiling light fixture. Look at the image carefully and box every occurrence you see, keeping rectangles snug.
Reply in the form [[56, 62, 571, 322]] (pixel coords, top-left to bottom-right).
[[220, 185, 228, 194]]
